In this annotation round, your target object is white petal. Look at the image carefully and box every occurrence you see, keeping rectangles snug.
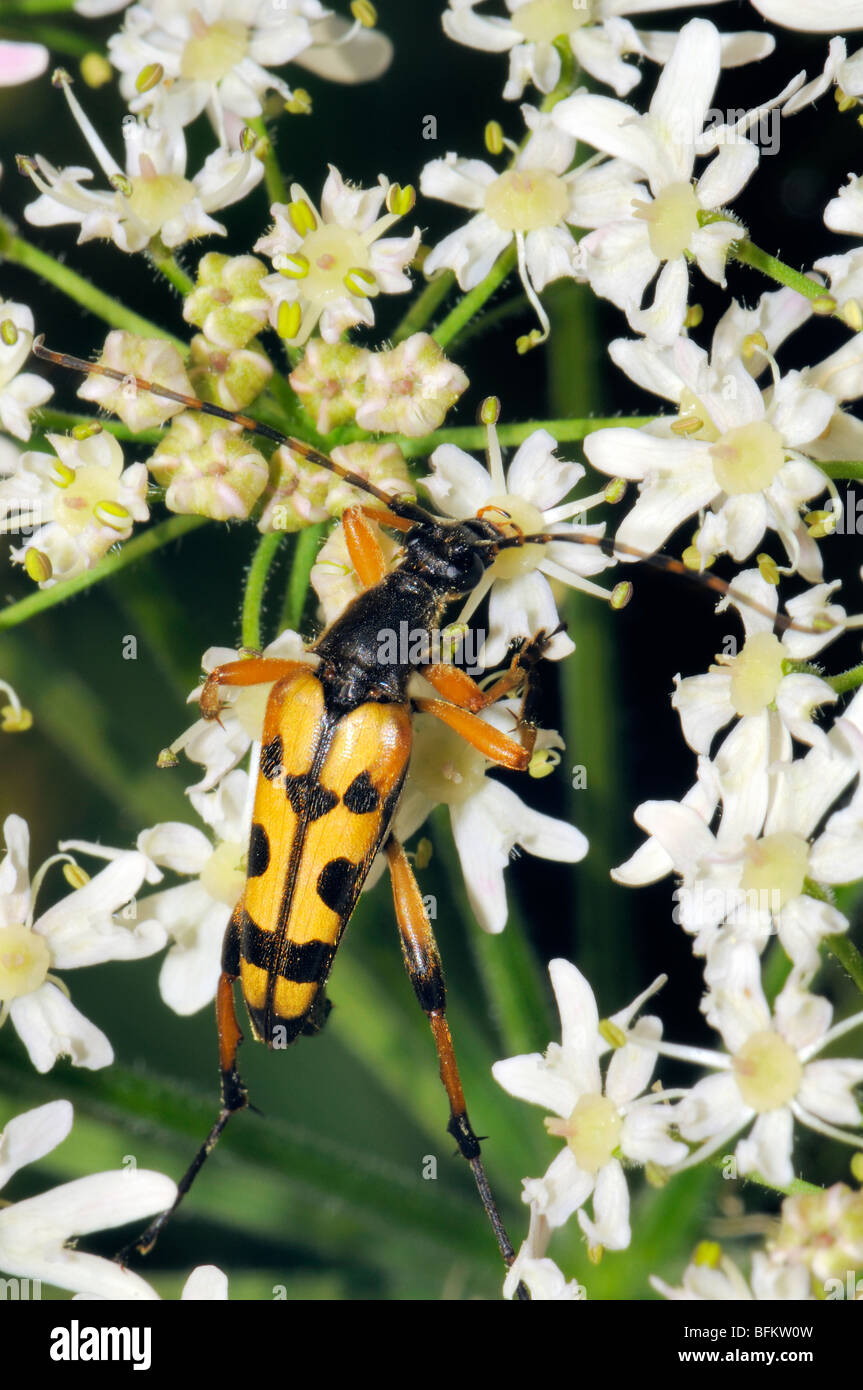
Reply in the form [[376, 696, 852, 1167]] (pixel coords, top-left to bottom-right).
[[492, 1053, 577, 1117], [0, 1101, 73, 1191], [749, 0, 863, 31], [672, 672, 735, 754], [0, 1171, 175, 1298], [577, 1157, 631, 1250], [9, 983, 113, 1073], [648, 19, 721, 179], [736, 1108, 794, 1186], [422, 443, 493, 517], [549, 957, 602, 1076], [798, 1060, 863, 1125], [181, 1264, 229, 1299], [606, 1015, 661, 1104], [136, 822, 213, 875]]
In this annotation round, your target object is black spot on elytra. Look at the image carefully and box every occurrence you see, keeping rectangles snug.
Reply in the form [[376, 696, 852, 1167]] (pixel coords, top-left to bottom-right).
[[284, 772, 339, 821], [316, 858, 361, 916], [260, 736, 283, 781], [280, 939, 335, 983], [247, 822, 270, 878], [343, 770, 380, 815]]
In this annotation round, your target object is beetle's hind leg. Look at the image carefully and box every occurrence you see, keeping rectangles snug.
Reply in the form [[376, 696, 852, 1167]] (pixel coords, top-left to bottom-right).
[[116, 905, 250, 1263], [384, 837, 529, 1300]]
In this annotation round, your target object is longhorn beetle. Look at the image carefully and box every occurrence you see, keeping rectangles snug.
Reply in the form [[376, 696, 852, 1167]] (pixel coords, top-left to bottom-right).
[[32, 338, 819, 1296]]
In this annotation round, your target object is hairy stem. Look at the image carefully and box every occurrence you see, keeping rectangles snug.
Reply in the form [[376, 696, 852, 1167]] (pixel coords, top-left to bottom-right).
[[282, 522, 325, 633], [0, 515, 205, 632], [241, 530, 284, 650], [0, 226, 186, 348]]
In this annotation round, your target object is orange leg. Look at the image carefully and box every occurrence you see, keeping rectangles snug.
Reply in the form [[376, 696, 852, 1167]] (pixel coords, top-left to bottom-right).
[[341, 506, 389, 589], [199, 657, 305, 720], [413, 698, 531, 771], [117, 909, 249, 1261], [385, 839, 527, 1298], [421, 629, 556, 753]]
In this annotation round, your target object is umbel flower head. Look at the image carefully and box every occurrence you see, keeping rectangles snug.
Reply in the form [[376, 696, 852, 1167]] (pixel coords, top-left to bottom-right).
[[255, 167, 420, 347], [0, 429, 150, 589], [493, 960, 686, 1251], [442, 0, 774, 101], [0, 1100, 177, 1299], [552, 19, 801, 344], [21, 70, 263, 253], [420, 403, 620, 665], [0, 815, 164, 1073], [108, 1, 394, 145]]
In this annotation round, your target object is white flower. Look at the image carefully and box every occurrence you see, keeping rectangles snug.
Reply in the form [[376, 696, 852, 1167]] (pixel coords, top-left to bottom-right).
[[167, 629, 315, 795], [0, 300, 53, 441], [75, 332, 193, 432], [442, 0, 773, 101], [670, 958, 863, 1187], [613, 698, 863, 981], [493, 960, 687, 1250], [23, 74, 263, 253], [503, 1208, 585, 1301], [0, 40, 49, 87], [255, 167, 420, 346], [421, 104, 631, 344], [671, 568, 838, 757], [109, 0, 324, 141], [354, 334, 469, 437], [0, 816, 165, 1073], [108, 2, 391, 143], [387, 702, 587, 935], [651, 1249, 812, 1300], [0, 430, 149, 588], [552, 19, 801, 344], [783, 36, 863, 114], [420, 420, 617, 665], [585, 331, 836, 579], [135, 770, 251, 1015], [0, 1100, 177, 1299]]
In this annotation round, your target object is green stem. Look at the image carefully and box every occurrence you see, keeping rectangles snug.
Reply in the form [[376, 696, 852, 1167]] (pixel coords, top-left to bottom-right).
[[390, 416, 656, 458], [0, 226, 187, 348], [0, 514, 205, 632], [248, 116, 288, 207], [825, 932, 863, 996], [407, 43, 575, 356], [282, 522, 325, 632], [392, 269, 455, 343], [0, 0, 75, 10], [730, 238, 839, 314], [2, 21, 90, 55], [432, 244, 517, 352], [241, 530, 284, 650], [148, 249, 194, 297], [826, 661, 863, 694], [34, 409, 162, 446], [818, 461, 863, 481]]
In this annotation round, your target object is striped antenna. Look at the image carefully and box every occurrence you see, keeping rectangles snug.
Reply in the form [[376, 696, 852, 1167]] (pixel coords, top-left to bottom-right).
[[32, 338, 825, 636]]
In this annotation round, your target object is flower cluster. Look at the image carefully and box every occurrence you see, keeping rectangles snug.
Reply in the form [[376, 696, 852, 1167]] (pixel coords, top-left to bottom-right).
[[2, 0, 863, 1308]]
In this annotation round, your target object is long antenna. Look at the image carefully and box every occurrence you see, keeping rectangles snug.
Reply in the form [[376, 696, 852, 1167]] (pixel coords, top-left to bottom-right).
[[33, 338, 827, 636], [32, 338, 435, 525]]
